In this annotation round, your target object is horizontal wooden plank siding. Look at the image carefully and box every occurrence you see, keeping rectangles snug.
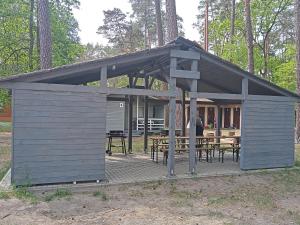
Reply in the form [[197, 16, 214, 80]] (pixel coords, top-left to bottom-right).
[[12, 88, 106, 185], [240, 97, 295, 170]]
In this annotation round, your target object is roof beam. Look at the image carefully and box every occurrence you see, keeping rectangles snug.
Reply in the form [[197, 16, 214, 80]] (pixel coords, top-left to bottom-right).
[[170, 49, 200, 60], [190, 92, 243, 100]]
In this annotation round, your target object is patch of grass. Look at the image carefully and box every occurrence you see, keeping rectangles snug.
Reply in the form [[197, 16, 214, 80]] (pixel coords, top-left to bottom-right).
[[295, 144, 300, 167], [272, 169, 300, 193], [93, 190, 108, 201], [44, 188, 72, 202], [0, 191, 11, 200], [170, 189, 202, 200], [129, 190, 144, 198], [0, 122, 11, 133], [207, 187, 275, 209], [0, 161, 10, 181], [207, 210, 226, 218], [287, 210, 300, 225], [13, 186, 38, 204], [142, 181, 162, 190]]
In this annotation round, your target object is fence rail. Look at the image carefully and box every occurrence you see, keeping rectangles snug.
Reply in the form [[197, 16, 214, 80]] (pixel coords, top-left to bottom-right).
[[137, 118, 164, 131]]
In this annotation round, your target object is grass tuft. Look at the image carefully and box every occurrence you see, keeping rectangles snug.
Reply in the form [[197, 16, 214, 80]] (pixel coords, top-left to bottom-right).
[[0, 161, 10, 181], [13, 185, 38, 203], [0, 122, 11, 133], [93, 190, 109, 201], [44, 188, 72, 202], [0, 191, 11, 200]]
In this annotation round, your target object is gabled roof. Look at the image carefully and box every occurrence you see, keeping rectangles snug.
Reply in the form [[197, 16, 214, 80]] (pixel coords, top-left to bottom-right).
[[0, 37, 299, 99]]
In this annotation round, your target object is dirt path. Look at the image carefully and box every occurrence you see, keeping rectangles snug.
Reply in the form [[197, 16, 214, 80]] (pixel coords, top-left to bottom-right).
[[1, 170, 300, 225]]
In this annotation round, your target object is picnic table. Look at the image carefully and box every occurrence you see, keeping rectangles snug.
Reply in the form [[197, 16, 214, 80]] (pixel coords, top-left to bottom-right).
[[150, 136, 240, 164]]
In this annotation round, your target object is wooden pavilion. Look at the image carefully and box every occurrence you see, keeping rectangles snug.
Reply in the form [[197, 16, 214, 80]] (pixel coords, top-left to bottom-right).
[[0, 37, 298, 185]]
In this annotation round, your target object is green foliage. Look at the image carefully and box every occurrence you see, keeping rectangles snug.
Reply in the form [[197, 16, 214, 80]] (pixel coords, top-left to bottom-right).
[[0, 122, 12, 133], [0, 0, 84, 105], [44, 188, 72, 202], [195, 0, 296, 92], [13, 185, 38, 203], [0, 161, 10, 181], [93, 190, 108, 201]]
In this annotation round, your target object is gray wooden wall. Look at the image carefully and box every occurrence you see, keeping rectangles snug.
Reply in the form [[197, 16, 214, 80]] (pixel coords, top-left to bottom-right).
[[106, 101, 125, 132], [12, 88, 107, 185], [240, 96, 295, 170]]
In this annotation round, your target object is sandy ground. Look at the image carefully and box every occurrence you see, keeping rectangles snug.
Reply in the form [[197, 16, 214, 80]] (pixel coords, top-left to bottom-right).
[[1, 170, 300, 225]]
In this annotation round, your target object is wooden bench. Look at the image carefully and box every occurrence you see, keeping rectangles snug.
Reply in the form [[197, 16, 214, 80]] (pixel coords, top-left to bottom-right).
[[218, 145, 240, 163]]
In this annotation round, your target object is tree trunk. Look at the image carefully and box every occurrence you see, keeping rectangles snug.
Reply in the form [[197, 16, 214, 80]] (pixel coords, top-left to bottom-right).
[[295, 0, 300, 142], [230, 0, 236, 41], [154, 0, 164, 46], [204, 0, 209, 51], [166, 0, 178, 42], [244, 0, 254, 73], [29, 0, 34, 70], [165, 0, 179, 127], [38, 0, 52, 69]]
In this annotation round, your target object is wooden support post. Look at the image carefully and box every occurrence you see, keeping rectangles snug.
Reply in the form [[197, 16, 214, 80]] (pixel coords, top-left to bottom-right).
[[230, 107, 234, 127], [100, 66, 107, 89], [189, 60, 198, 174], [144, 76, 149, 154], [181, 90, 186, 137], [240, 78, 248, 168], [128, 76, 134, 154], [216, 104, 221, 142], [204, 106, 208, 126], [168, 57, 177, 177]]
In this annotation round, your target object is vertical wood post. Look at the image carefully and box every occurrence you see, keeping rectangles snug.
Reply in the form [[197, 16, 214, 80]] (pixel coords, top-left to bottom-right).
[[100, 66, 107, 89], [181, 90, 186, 137], [230, 107, 234, 127], [144, 76, 149, 153], [168, 57, 177, 177], [128, 76, 134, 154], [189, 60, 198, 174], [240, 78, 248, 168], [204, 106, 208, 126], [216, 104, 221, 143]]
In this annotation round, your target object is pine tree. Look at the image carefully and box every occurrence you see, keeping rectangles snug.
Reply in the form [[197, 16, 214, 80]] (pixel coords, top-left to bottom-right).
[[38, 0, 52, 69]]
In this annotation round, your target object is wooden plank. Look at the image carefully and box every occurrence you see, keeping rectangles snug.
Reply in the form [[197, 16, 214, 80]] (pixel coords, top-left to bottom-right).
[[189, 95, 197, 174], [128, 76, 133, 153], [170, 49, 200, 60], [107, 87, 179, 97], [247, 95, 294, 102], [170, 69, 200, 79], [144, 76, 149, 153], [5, 82, 106, 93], [168, 57, 177, 177], [14, 173, 106, 185], [14, 99, 106, 107], [190, 92, 243, 100], [242, 78, 248, 99], [100, 65, 107, 89]]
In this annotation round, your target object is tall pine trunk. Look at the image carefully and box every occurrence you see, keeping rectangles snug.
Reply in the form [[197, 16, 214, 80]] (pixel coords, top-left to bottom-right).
[[38, 0, 52, 69], [166, 0, 178, 42], [28, 0, 34, 70], [230, 0, 236, 41], [154, 0, 164, 46], [244, 0, 254, 73], [165, 0, 182, 130], [204, 0, 209, 51], [295, 0, 300, 142]]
